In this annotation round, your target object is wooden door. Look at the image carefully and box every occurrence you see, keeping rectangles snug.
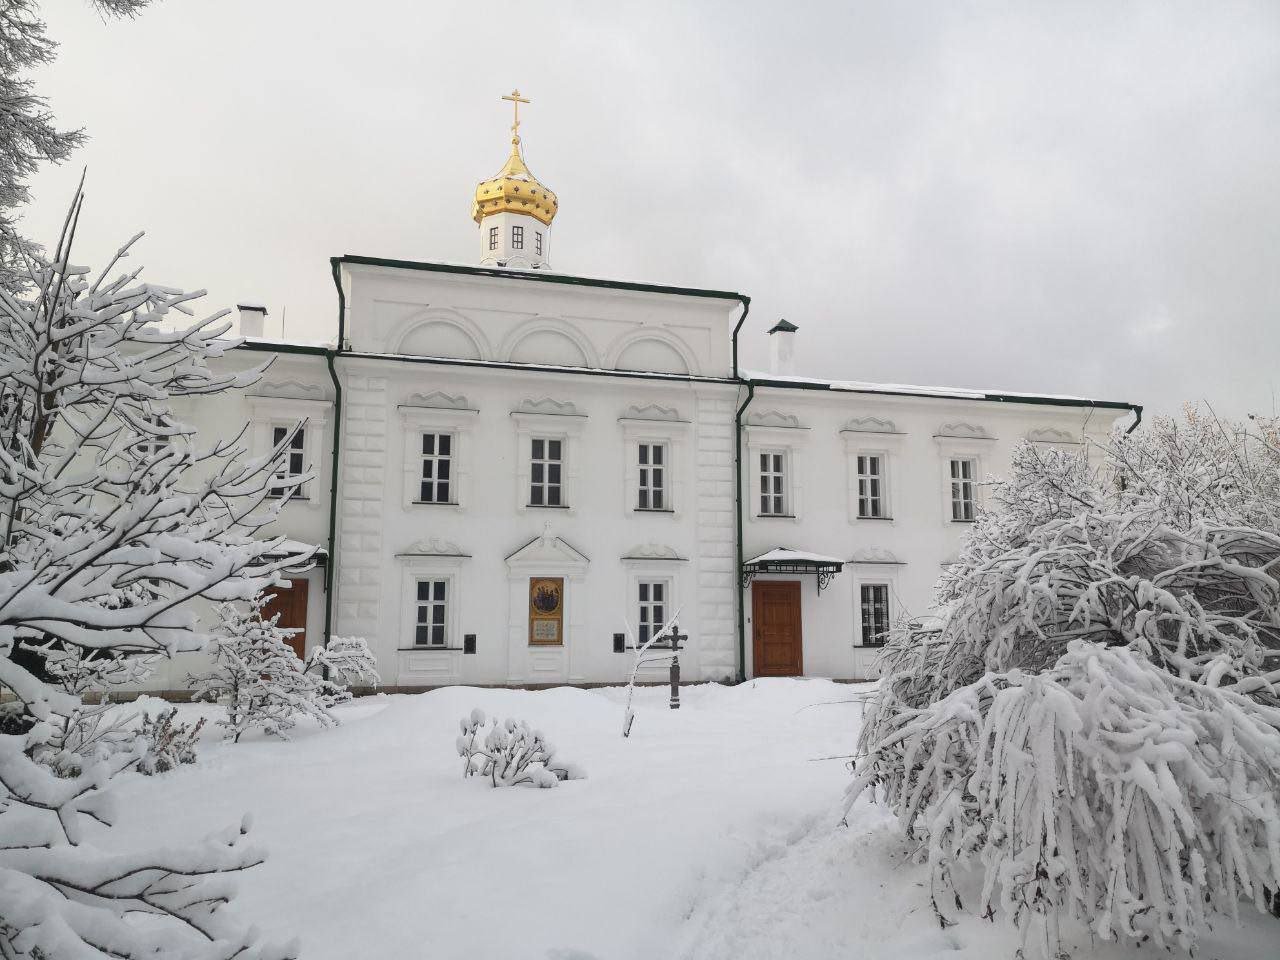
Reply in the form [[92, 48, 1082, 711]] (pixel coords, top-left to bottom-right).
[[751, 581, 803, 677], [261, 579, 309, 659]]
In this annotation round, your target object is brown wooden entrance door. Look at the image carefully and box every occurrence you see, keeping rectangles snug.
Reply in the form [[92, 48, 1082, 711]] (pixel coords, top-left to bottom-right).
[[261, 579, 309, 659], [752, 581, 802, 677]]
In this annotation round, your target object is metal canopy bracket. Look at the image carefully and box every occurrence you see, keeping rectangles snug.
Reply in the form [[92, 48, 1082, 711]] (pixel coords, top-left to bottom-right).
[[740, 556, 845, 594]]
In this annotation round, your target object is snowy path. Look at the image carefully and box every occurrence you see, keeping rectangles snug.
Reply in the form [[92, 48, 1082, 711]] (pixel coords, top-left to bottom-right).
[[105, 680, 1276, 959]]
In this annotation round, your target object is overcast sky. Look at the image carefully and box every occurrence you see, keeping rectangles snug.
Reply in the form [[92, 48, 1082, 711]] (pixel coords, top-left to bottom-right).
[[24, 1, 1280, 419]]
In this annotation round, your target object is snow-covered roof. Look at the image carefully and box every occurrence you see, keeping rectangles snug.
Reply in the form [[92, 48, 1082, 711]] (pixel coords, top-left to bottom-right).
[[741, 368, 1135, 409], [745, 548, 846, 567]]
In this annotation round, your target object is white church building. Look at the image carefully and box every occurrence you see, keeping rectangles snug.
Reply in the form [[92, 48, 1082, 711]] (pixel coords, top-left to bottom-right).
[[153, 96, 1140, 693]]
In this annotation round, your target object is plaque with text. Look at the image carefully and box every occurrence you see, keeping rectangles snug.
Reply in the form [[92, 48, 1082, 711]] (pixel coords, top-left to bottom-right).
[[528, 577, 564, 646]]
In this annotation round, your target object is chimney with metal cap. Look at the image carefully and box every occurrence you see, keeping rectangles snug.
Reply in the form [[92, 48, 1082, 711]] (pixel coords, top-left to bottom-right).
[[768, 318, 798, 377], [237, 303, 267, 339]]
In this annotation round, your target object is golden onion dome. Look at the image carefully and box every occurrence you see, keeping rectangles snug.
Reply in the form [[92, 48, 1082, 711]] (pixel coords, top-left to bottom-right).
[[472, 136, 558, 227]]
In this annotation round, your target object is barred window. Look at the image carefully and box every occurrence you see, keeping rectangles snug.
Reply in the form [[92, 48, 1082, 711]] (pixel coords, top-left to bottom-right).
[[860, 584, 890, 646]]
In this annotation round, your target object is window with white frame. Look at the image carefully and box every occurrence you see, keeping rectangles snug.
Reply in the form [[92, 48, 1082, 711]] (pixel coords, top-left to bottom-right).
[[418, 432, 453, 504], [637, 579, 669, 646], [637, 442, 667, 511], [759, 450, 787, 516], [414, 578, 448, 647], [949, 457, 977, 521], [856, 454, 885, 518], [860, 583, 891, 646], [270, 425, 306, 499], [529, 437, 563, 507]]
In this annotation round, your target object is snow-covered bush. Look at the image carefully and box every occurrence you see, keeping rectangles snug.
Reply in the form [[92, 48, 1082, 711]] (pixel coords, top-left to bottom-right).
[[306, 634, 380, 707], [849, 642, 1280, 955], [193, 596, 337, 742], [0, 194, 306, 958], [136, 706, 205, 775], [852, 411, 1280, 957], [456, 708, 585, 788]]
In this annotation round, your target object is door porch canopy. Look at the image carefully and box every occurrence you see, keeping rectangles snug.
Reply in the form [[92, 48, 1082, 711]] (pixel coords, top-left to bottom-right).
[[741, 548, 845, 594]]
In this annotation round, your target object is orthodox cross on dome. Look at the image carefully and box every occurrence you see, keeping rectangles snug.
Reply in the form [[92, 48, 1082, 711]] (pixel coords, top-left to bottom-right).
[[502, 89, 531, 141]]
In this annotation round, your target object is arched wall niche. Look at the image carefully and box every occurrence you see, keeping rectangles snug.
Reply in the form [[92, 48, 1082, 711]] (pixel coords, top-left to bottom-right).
[[501, 318, 600, 369], [392, 310, 492, 361], [606, 330, 699, 376]]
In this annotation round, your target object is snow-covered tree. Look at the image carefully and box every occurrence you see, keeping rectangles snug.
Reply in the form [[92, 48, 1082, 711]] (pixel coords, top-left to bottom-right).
[[193, 595, 335, 742], [306, 634, 380, 707], [456, 708, 585, 788], [852, 411, 1280, 957], [0, 193, 306, 958], [0, 1, 154, 280]]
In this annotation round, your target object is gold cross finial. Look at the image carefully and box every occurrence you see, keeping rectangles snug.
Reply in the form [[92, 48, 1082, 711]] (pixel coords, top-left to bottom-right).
[[501, 89, 531, 140]]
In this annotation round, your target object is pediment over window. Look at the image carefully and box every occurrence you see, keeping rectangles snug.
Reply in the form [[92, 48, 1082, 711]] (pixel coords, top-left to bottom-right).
[[505, 524, 590, 570], [841, 416, 900, 434], [621, 543, 688, 562], [403, 390, 475, 412], [745, 410, 804, 429], [513, 397, 585, 418], [849, 546, 904, 565], [934, 422, 994, 440], [620, 403, 685, 423], [397, 538, 469, 558], [1026, 427, 1081, 445]]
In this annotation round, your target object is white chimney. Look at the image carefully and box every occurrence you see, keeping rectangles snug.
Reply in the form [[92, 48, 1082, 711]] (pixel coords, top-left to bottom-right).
[[237, 303, 267, 339], [768, 319, 798, 377]]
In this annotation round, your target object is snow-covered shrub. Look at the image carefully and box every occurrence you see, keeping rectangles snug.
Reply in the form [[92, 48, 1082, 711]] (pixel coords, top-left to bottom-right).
[[456, 708, 586, 788], [853, 411, 1280, 957], [849, 642, 1280, 955], [193, 596, 337, 742], [0, 193, 307, 958], [137, 706, 205, 775], [305, 634, 380, 707]]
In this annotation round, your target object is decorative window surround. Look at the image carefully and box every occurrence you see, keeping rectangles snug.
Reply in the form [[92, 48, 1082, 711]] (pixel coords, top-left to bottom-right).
[[621, 546, 689, 677], [744, 422, 809, 522], [850, 556, 904, 649], [932, 428, 994, 523], [1026, 426, 1083, 448], [619, 413, 691, 519], [395, 543, 470, 683], [511, 405, 587, 513], [247, 396, 330, 507], [398, 403, 478, 510], [841, 423, 906, 524]]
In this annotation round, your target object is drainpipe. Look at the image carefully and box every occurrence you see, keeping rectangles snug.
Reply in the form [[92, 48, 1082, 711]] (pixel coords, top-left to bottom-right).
[[321, 259, 348, 654], [730, 295, 751, 380], [1125, 404, 1144, 434], [733, 380, 755, 683]]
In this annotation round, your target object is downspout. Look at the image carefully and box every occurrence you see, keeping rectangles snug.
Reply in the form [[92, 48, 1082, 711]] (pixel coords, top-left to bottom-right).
[[321, 259, 348, 654], [731, 294, 751, 379], [1125, 404, 1144, 434], [733, 380, 755, 683]]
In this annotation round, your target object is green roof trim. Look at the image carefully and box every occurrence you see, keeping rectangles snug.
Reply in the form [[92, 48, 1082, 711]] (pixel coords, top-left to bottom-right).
[[332, 254, 749, 303], [746, 375, 1137, 411]]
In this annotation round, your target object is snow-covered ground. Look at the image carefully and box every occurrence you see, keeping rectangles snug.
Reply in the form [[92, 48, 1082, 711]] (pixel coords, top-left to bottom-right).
[[104, 681, 1276, 959]]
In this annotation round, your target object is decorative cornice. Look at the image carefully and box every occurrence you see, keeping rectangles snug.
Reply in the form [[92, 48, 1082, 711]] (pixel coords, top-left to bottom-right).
[[935, 422, 994, 440], [403, 390, 474, 412], [849, 546, 904, 565], [1026, 427, 1081, 445], [620, 403, 683, 423], [621, 543, 688, 562], [249, 379, 327, 401], [841, 416, 900, 435], [398, 538, 469, 558], [513, 397, 585, 418], [745, 409, 804, 429]]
